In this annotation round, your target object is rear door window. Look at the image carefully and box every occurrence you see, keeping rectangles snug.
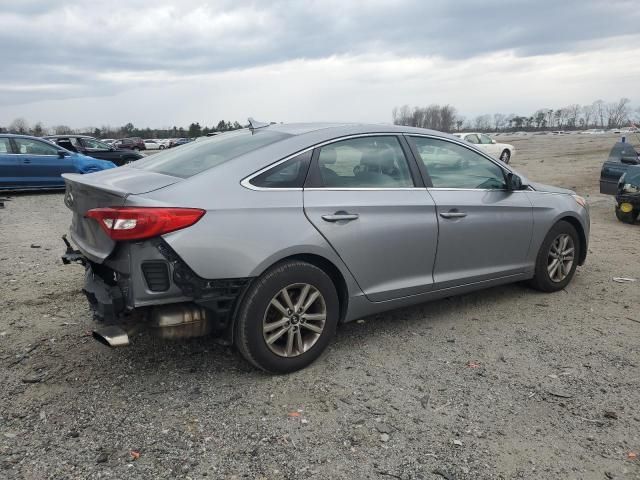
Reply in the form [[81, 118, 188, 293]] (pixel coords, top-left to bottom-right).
[[249, 150, 312, 188], [464, 134, 480, 144], [313, 136, 414, 188]]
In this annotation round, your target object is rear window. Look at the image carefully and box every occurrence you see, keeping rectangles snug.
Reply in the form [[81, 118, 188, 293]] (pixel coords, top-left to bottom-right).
[[131, 129, 290, 178]]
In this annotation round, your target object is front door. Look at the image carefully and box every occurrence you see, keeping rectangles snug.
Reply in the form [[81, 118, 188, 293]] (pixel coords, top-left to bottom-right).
[[409, 135, 533, 289], [303, 135, 439, 302]]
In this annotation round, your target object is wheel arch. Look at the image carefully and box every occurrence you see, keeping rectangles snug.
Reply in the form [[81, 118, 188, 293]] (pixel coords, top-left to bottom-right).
[[259, 253, 350, 324], [557, 215, 587, 265]]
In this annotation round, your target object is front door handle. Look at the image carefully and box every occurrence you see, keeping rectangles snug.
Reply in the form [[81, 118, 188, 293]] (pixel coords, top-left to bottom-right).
[[440, 211, 467, 219], [321, 212, 359, 222], [23, 159, 31, 164]]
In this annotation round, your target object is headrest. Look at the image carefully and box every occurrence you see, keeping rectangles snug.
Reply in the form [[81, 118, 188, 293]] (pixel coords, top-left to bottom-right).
[[319, 147, 337, 165]]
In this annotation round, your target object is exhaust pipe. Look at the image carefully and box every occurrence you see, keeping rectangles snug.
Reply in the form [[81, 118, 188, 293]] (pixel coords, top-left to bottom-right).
[[92, 303, 212, 347], [93, 325, 130, 347]]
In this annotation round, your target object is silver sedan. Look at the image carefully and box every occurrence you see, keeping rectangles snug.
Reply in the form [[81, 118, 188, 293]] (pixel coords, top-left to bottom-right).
[[62, 122, 589, 373]]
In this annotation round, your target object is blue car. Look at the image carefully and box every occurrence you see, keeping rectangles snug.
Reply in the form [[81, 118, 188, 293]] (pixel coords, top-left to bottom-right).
[[0, 134, 116, 191]]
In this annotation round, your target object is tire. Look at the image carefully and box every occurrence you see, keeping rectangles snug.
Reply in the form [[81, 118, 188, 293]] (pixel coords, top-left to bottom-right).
[[500, 149, 511, 164], [235, 260, 339, 373], [615, 206, 638, 224], [529, 221, 580, 292], [159, 145, 165, 150]]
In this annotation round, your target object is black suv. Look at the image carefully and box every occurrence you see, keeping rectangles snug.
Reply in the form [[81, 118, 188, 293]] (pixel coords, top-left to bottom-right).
[[44, 136, 143, 166]]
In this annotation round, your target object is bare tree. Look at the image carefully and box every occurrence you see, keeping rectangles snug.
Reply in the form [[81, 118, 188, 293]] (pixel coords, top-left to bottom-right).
[[593, 100, 605, 128], [582, 104, 594, 128], [473, 114, 491, 131], [493, 113, 506, 132], [53, 125, 73, 135], [31, 122, 44, 137], [566, 104, 581, 129], [9, 118, 29, 134], [605, 98, 631, 128]]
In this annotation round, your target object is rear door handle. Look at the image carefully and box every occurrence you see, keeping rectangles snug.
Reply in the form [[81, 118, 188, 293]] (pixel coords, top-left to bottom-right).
[[440, 211, 467, 219], [321, 212, 359, 222]]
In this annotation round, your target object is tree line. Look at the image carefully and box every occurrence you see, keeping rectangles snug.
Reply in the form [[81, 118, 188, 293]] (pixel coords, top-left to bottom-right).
[[393, 98, 638, 132], [0, 119, 246, 139]]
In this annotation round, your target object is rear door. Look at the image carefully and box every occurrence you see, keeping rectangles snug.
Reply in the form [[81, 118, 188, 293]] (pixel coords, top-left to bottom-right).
[[303, 135, 439, 301], [408, 135, 533, 289], [13, 137, 73, 187]]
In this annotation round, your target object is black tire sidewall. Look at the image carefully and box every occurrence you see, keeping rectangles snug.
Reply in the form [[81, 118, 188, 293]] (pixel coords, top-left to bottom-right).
[[615, 206, 638, 224], [532, 221, 580, 292], [235, 261, 339, 373]]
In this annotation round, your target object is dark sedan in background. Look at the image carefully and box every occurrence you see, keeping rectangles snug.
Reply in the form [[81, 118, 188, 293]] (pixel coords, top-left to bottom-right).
[[1, 134, 115, 190], [45, 135, 143, 166]]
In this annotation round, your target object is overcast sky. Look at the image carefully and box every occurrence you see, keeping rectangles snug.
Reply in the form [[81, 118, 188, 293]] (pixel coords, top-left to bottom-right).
[[1, 0, 640, 128]]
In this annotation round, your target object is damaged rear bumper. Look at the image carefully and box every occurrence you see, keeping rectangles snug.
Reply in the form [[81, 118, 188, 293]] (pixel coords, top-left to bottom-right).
[[61, 235, 251, 342]]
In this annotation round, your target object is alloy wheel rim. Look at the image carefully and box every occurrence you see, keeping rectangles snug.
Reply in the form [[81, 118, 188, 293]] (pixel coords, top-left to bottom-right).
[[262, 283, 327, 358], [547, 234, 575, 283]]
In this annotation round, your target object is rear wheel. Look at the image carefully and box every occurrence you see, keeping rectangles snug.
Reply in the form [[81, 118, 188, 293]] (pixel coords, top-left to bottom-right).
[[500, 149, 511, 164], [615, 205, 638, 224], [235, 260, 339, 373], [529, 221, 580, 292]]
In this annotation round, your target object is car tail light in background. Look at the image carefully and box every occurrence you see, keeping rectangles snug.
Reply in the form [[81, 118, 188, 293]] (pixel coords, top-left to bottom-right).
[[86, 207, 205, 241]]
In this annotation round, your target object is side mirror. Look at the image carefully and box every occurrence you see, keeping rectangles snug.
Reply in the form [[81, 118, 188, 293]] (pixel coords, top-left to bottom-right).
[[58, 150, 68, 158], [506, 172, 524, 191], [491, 139, 497, 144]]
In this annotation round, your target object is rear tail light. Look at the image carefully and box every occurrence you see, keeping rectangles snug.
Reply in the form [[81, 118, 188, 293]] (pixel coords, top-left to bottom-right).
[[86, 207, 205, 241]]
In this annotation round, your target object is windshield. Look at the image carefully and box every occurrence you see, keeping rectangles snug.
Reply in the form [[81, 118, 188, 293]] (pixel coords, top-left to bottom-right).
[[131, 129, 290, 178]]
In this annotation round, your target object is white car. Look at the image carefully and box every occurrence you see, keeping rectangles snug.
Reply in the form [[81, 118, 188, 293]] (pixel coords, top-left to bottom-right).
[[143, 139, 163, 150], [453, 132, 515, 164]]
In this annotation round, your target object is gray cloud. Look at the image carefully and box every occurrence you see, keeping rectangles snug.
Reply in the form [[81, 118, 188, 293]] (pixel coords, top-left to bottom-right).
[[1, 0, 639, 125]]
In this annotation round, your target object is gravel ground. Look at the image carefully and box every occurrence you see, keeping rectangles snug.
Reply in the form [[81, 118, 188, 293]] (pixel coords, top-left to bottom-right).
[[1, 133, 639, 480]]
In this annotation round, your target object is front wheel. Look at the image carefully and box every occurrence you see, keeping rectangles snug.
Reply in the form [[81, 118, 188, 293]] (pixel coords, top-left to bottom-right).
[[159, 145, 165, 150], [529, 221, 580, 292], [500, 149, 511, 164], [234, 260, 339, 373]]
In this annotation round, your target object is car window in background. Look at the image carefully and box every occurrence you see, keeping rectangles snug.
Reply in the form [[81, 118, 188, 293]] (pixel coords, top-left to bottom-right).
[[0, 138, 11, 153], [479, 134, 493, 144], [412, 137, 506, 190], [14, 138, 60, 156], [317, 136, 414, 188], [250, 151, 312, 188], [132, 129, 291, 178], [464, 134, 480, 144], [82, 138, 111, 149]]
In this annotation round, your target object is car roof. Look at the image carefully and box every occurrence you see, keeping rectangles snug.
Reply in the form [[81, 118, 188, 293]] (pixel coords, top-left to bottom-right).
[[1, 133, 60, 140], [44, 134, 95, 139]]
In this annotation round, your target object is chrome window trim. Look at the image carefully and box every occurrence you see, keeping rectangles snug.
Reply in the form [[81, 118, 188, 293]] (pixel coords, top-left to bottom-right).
[[305, 187, 427, 192], [241, 132, 421, 191]]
